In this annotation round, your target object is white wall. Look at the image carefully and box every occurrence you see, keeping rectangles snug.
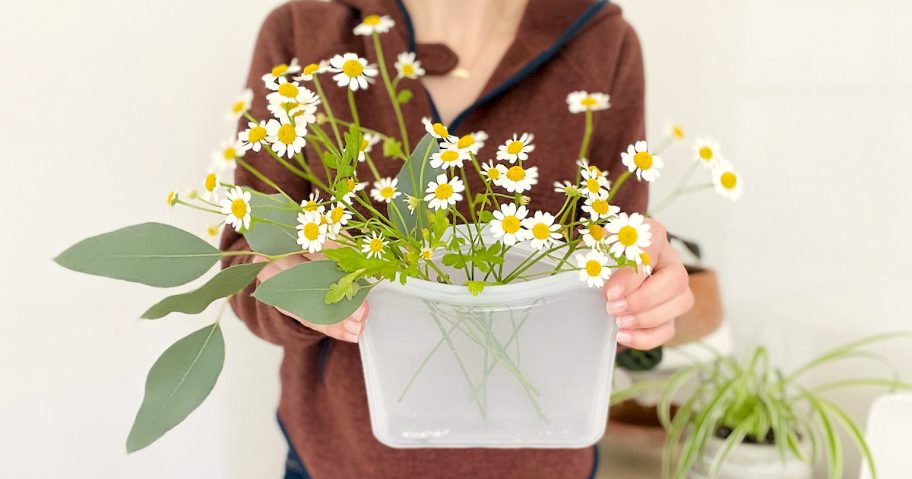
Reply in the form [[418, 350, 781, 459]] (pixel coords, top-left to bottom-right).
[[1, 0, 910, 478]]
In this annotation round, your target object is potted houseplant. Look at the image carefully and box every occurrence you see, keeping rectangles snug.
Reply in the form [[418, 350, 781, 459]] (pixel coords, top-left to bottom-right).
[[611, 332, 912, 478]]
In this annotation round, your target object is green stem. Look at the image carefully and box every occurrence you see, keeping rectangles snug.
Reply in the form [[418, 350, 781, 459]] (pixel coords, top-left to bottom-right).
[[372, 32, 410, 154], [312, 76, 343, 149]]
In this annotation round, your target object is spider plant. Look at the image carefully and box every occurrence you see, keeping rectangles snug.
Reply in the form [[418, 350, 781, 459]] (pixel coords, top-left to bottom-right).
[[610, 331, 912, 479]]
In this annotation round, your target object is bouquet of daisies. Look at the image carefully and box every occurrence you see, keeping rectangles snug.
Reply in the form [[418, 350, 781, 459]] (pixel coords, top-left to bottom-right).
[[55, 13, 742, 451]]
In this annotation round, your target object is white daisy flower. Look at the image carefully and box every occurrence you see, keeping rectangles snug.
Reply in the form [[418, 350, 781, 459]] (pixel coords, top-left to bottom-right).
[[580, 165, 611, 199], [226, 88, 253, 121], [353, 14, 395, 36], [296, 211, 328, 254], [300, 192, 325, 214], [621, 140, 663, 182], [481, 160, 507, 185], [605, 212, 652, 262], [576, 250, 611, 288], [324, 202, 352, 240], [429, 144, 469, 169], [361, 232, 387, 259], [329, 53, 378, 91], [201, 171, 221, 202], [419, 245, 436, 261], [566, 91, 611, 114], [582, 194, 620, 221], [578, 223, 608, 249], [499, 164, 538, 193], [293, 61, 329, 82], [553, 180, 578, 196], [266, 118, 308, 158], [337, 178, 368, 203], [261, 58, 301, 88], [357, 132, 381, 162], [238, 120, 269, 153], [424, 173, 464, 211], [712, 160, 742, 200], [522, 211, 561, 250], [212, 139, 245, 171], [490, 203, 530, 246], [266, 77, 309, 104], [639, 251, 653, 276], [422, 117, 457, 142], [394, 51, 425, 79], [496, 133, 535, 163], [267, 87, 320, 124], [220, 186, 252, 232], [370, 177, 401, 203], [443, 131, 488, 155], [693, 139, 722, 169], [664, 121, 686, 142]]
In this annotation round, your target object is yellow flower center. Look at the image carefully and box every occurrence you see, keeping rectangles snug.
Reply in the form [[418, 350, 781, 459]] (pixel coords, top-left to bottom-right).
[[204, 173, 217, 192], [342, 59, 364, 78], [303, 200, 319, 212], [432, 123, 449, 138], [506, 140, 524, 155], [589, 165, 601, 176], [532, 223, 551, 240], [501, 215, 521, 234], [581, 96, 598, 107], [360, 139, 370, 151], [420, 248, 433, 260], [591, 199, 610, 215], [231, 198, 248, 218], [248, 126, 267, 143], [699, 146, 714, 160], [633, 151, 653, 170], [207, 226, 219, 237], [486, 167, 501, 180], [222, 147, 237, 160], [369, 238, 383, 252], [585, 260, 602, 277], [167, 191, 176, 205], [278, 82, 298, 99], [640, 252, 651, 266], [303, 222, 320, 241], [303, 63, 320, 76], [456, 134, 474, 149], [586, 178, 600, 193], [440, 150, 459, 164], [277, 124, 297, 145], [672, 125, 685, 139], [232, 101, 246, 114], [344, 178, 358, 194], [617, 225, 638, 246], [402, 64, 415, 76], [720, 172, 738, 189], [363, 14, 381, 25], [589, 224, 605, 241], [434, 183, 453, 200], [330, 206, 345, 223], [506, 166, 525, 181], [271, 63, 289, 77], [380, 186, 395, 199]]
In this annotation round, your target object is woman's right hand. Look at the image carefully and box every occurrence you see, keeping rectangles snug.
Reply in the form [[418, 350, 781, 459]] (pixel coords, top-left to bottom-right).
[[253, 252, 369, 343]]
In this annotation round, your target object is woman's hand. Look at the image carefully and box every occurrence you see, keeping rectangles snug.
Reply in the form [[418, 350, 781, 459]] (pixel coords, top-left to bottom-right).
[[253, 250, 369, 343], [603, 219, 693, 349]]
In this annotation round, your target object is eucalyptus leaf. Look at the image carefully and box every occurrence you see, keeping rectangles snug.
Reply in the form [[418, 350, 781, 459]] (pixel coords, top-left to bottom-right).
[[55, 223, 220, 287], [243, 192, 300, 255], [126, 322, 224, 453], [252, 260, 369, 325], [389, 133, 440, 239], [141, 262, 266, 319]]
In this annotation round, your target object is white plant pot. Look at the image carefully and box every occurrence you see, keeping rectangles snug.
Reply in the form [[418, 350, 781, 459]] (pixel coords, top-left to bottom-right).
[[359, 234, 618, 448], [688, 437, 813, 479]]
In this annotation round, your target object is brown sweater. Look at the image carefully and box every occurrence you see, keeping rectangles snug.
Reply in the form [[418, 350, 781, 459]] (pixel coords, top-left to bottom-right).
[[221, 0, 647, 477]]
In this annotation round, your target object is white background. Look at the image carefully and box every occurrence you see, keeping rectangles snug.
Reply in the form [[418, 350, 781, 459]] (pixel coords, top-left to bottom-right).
[[1, 0, 910, 477]]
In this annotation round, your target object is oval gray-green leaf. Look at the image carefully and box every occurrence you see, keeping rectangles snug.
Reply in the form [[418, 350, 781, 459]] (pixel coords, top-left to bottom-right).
[[141, 262, 266, 319], [390, 133, 440, 238], [243, 192, 301, 256], [126, 322, 224, 453], [54, 223, 220, 287], [252, 260, 369, 325]]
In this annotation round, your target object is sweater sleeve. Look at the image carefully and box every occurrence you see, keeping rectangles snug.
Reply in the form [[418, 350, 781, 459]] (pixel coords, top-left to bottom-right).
[[220, 4, 324, 350], [590, 21, 649, 214]]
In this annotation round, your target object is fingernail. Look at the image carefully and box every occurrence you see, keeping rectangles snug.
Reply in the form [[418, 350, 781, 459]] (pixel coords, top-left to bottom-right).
[[607, 300, 627, 315], [617, 331, 633, 345], [606, 284, 624, 302], [343, 318, 362, 335], [616, 315, 636, 328]]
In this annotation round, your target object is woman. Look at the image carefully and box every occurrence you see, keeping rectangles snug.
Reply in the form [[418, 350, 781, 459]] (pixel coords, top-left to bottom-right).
[[222, 0, 694, 477]]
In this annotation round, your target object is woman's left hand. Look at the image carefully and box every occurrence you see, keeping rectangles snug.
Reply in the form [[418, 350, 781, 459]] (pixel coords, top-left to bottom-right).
[[603, 218, 693, 349]]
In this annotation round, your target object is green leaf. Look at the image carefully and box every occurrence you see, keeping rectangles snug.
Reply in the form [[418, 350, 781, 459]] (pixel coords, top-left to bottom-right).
[[55, 223, 219, 287], [243, 192, 300, 256], [324, 269, 364, 304], [389, 133, 440, 239], [141, 262, 266, 319], [442, 253, 465, 269], [252, 260, 368, 325], [396, 89, 413, 104], [478, 210, 494, 223], [126, 322, 224, 453], [466, 280, 486, 296], [322, 247, 369, 273], [383, 138, 403, 159]]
